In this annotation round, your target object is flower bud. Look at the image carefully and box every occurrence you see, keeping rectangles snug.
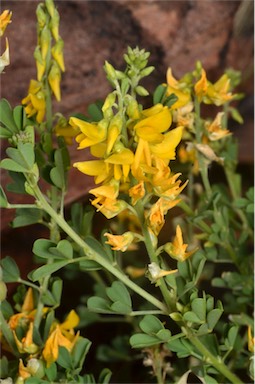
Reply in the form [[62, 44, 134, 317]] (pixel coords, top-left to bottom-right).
[[45, 0, 55, 18], [40, 26, 51, 60], [36, 4, 47, 29], [48, 61, 61, 101], [0, 280, 7, 302], [34, 46, 46, 81], [49, 9, 60, 41], [51, 38, 65, 72], [170, 312, 183, 322], [27, 359, 45, 378], [102, 92, 116, 113], [104, 61, 117, 81], [135, 86, 149, 97], [140, 66, 154, 78]]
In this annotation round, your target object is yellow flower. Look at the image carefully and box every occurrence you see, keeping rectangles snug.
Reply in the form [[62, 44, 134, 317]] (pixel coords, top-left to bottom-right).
[[18, 359, 31, 379], [194, 68, 208, 101], [71, 117, 108, 150], [164, 225, 196, 261], [92, 196, 127, 219], [206, 112, 231, 141], [22, 80, 46, 123], [129, 181, 145, 205], [42, 310, 80, 367], [13, 322, 39, 354], [205, 74, 233, 106], [166, 68, 191, 109], [178, 144, 199, 175], [0, 10, 12, 37], [54, 116, 80, 145], [0, 37, 10, 73], [73, 159, 109, 184], [146, 199, 165, 236], [150, 125, 183, 161], [104, 231, 138, 251], [105, 147, 134, 182], [8, 288, 35, 331]]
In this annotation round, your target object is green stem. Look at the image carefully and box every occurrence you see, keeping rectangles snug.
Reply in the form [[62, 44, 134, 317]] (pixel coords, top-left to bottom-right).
[[194, 98, 212, 199], [33, 185, 166, 313], [188, 333, 244, 384]]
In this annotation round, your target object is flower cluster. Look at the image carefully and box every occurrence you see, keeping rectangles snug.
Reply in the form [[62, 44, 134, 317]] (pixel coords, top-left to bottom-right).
[[1, 288, 80, 382], [22, 0, 65, 123]]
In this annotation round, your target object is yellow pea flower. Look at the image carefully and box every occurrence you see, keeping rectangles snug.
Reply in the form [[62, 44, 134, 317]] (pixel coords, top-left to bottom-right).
[[55, 116, 80, 145], [206, 112, 231, 141], [166, 68, 191, 109], [13, 322, 39, 355], [150, 125, 183, 161], [73, 159, 109, 184], [164, 225, 196, 261], [129, 181, 145, 205], [22, 80, 46, 123], [194, 68, 208, 101], [18, 359, 31, 379], [71, 117, 108, 149], [91, 196, 128, 219], [104, 231, 137, 251], [42, 310, 80, 367], [146, 199, 165, 236], [205, 74, 233, 106], [0, 10, 12, 37], [105, 147, 134, 181]]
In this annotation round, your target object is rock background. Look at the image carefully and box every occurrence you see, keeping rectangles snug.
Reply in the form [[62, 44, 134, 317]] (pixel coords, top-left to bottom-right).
[[1, 0, 254, 231]]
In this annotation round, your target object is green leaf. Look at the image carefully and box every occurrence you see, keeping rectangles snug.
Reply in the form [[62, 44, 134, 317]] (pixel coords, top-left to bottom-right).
[[106, 281, 132, 309], [87, 102, 104, 122], [156, 329, 171, 342], [72, 337, 92, 370], [0, 356, 9, 378], [45, 362, 57, 381], [6, 171, 26, 194], [164, 93, 178, 107], [0, 126, 12, 139], [191, 298, 206, 321], [0, 186, 8, 207], [0, 158, 28, 172], [139, 315, 164, 335], [79, 259, 102, 271], [207, 308, 223, 330], [51, 278, 63, 304], [33, 239, 56, 259], [49, 239, 73, 259], [110, 301, 131, 314], [98, 368, 112, 384], [57, 346, 73, 369], [0, 99, 18, 133], [246, 203, 254, 213], [13, 105, 25, 131], [0, 256, 20, 282], [12, 208, 42, 228], [29, 260, 69, 282], [87, 296, 111, 313], [130, 333, 162, 348], [227, 326, 239, 348], [153, 84, 167, 105], [6, 142, 35, 171], [183, 311, 202, 324], [167, 338, 192, 358]]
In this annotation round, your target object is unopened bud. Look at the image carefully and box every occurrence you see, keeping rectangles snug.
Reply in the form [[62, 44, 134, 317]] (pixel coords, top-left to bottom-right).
[[0, 281, 7, 302], [45, 0, 55, 18], [36, 4, 47, 28], [102, 92, 116, 113], [49, 9, 60, 41], [40, 26, 51, 60], [27, 359, 45, 378], [48, 61, 61, 101], [51, 38, 65, 72], [140, 66, 154, 78], [135, 86, 149, 97], [104, 61, 116, 81]]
